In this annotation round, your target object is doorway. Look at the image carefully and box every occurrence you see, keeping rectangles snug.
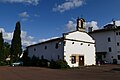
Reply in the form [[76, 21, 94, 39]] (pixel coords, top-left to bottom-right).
[[79, 56, 84, 66]]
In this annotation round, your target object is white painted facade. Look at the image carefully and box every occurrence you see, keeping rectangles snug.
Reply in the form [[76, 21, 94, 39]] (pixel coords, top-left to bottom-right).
[[27, 38, 64, 61], [89, 24, 120, 64], [64, 31, 96, 67], [27, 18, 96, 67]]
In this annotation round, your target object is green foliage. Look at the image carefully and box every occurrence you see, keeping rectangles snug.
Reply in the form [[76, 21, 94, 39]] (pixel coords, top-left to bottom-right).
[[31, 55, 40, 66], [0, 61, 6, 66], [0, 32, 4, 52], [0, 32, 5, 63], [3, 42, 11, 65], [4, 42, 10, 58], [21, 50, 30, 66], [21, 52, 69, 69], [10, 21, 22, 62], [113, 59, 117, 64], [49, 60, 57, 68], [50, 60, 70, 69], [22, 53, 49, 67], [39, 59, 49, 67], [29, 56, 49, 67], [0, 33, 10, 65]]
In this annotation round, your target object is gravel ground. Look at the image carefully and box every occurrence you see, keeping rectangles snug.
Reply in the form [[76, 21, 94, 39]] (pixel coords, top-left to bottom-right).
[[0, 64, 120, 80]]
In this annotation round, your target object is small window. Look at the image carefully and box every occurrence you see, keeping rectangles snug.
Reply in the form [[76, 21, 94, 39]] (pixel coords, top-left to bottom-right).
[[71, 56, 76, 64], [88, 44, 90, 46], [72, 42, 74, 44], [58, 55, 60, 59], [55, 43, 59, 49], [45, 46, 47, 50], [108, 37, 111, 42], [111, 56, 113, 58], [119, 32, 120, 35], [41, 55, 44, 59], [108, 47, 112, 52], [81, 43, 83, 45], [34, 48, 36, 51], [118, 55, 120, 60], [116, 32, 118, 35], [117, 42, 119, 46]]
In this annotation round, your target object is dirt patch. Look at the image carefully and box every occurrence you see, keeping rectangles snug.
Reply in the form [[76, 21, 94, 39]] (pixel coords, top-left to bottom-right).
[[0, 64, 120, 80]]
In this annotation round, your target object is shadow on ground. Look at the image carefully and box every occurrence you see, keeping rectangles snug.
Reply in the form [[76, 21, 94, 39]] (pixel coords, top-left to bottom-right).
[[111, 68, 120, 71]]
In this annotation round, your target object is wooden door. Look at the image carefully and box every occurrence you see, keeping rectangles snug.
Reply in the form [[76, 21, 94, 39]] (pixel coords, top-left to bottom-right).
[[79, 56, 84, 66]]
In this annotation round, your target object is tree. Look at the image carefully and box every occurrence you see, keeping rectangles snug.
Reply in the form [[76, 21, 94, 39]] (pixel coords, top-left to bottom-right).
[[0, 32, 5, 65], [10, 21, 22, 62], [0, 32, 4, 54], [4, 42, 11, 65], [21, 50, 30, 66], [4, 42, 10, 58]]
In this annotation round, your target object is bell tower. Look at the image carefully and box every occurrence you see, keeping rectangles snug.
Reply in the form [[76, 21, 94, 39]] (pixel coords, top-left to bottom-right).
[[76, 17, 86, 32]]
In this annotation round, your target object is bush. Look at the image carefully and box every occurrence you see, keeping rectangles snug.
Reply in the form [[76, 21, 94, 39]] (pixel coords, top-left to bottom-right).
[[39, 59, 49, 67], [0, 61, 6, 66], [31, 56, 40, 66], [50, 60, 70, 69], [50, 60, 57, 69], [22, 55, 50, 67], [22, 55, 70, 69], [113, 59, 117, 64]]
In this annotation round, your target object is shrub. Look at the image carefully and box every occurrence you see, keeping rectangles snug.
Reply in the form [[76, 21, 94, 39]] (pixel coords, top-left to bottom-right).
[[22, 55, 70, 69], [0, 61, 6, 66], [31, 56, 40, 66], [39, 59, 49, 67], [50, 60, 70, 69], [50, 60, 57, 69], [22, 55, 49, 67], [113, 59, 117, 64]]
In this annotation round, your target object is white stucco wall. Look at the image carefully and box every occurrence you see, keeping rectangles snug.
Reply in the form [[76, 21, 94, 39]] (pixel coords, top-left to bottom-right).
[[90, 29, 120, 64], [27, 31, 96, 67], [28, 39, 64, 61], [115, 30, 120, 64], [64, 31, 96, 67], [65, 31, 95, 43]]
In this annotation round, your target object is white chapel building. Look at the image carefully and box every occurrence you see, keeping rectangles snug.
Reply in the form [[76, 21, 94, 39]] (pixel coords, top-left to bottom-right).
[[89, 21, 120, 64], [27, 18, 96, 67]]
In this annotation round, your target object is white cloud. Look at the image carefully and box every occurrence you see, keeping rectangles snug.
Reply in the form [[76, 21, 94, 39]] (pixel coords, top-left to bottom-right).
[[85, 21, 99, 31], [34, 14, 40, 17], [19, 12, 29, 18], [102, 20, 120, 29], [53, 0, 85, 12], [21, 31, 36, 46], [39, 37, 59, 42], [0, 28, 36, 47], [65, 20, 76, 31], [0, 28, 5, 32], [65, 20, 99, 32], [109, 20, 120, 26], [0, 28, 13, 40], [22, 18, 28, 21], [115, 21, 120, 26], [0, 0, 39, 5], [19, 12, 30, 21]]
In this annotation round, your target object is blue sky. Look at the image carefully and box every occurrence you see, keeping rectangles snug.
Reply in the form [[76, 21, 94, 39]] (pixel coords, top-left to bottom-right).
[[0, 0, 120, 47]]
